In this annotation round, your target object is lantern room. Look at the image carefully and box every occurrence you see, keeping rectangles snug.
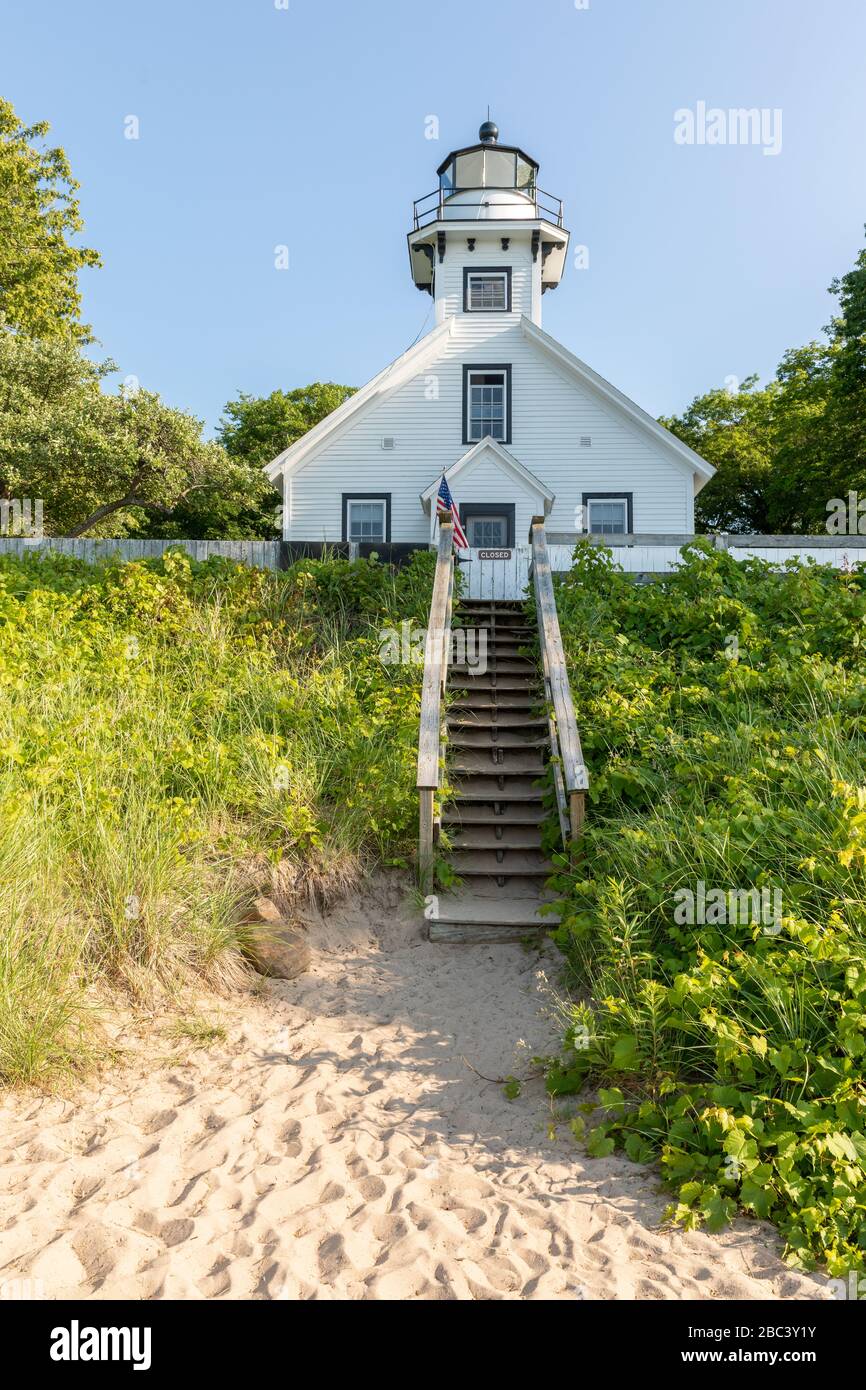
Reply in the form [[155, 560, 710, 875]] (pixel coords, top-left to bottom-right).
[[408, 120, 570, 302], [436, 121, 539, 220]]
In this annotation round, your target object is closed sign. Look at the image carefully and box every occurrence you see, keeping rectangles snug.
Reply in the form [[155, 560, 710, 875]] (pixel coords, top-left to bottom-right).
[[477, 548, 513, 560]]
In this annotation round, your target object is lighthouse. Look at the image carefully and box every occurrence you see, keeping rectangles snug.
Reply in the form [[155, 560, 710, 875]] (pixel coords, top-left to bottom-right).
[[408, 120, 570, 327], [265, 119, 714, 567]]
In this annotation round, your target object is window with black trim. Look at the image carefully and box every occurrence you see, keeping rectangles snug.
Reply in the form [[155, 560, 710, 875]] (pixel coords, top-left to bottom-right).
[[582, 492, 632, 535], [342, 493, 391, 543], [460, 503, 516, 548], [463, 364, 512, 444], [463, 267, 511, 313]]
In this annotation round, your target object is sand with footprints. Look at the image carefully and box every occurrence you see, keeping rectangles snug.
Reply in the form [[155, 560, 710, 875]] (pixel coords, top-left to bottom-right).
[[0, 879, 829, 1301]]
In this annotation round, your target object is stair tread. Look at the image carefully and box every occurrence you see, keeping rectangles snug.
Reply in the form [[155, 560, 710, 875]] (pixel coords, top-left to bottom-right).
[[480, 648, 533, 658], [451, 776, 545, 799], [452, 662, 534, 676], [432, 894, 559, 927], [452, 753, 546, 775], [452, 829, 543, 850], [442, 805, 546, 825], [448, 712, 546, 727], [448, 731, 548, 749], [450, 678, 538, 691], [449, 848, 555, 876], [458, 615, 532, 623], [449, 697, 539, 711]]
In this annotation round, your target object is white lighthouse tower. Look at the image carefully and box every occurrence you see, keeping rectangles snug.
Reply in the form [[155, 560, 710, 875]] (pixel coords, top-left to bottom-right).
[[408, 120, 570, 328]]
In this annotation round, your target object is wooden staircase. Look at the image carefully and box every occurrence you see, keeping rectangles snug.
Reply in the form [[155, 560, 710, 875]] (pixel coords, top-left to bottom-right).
[[416, 517, 589, 944], [448, 602, 552, 830]]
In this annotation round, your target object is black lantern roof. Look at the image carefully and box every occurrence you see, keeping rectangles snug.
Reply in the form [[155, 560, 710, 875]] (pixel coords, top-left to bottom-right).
[[435, 121, 539, 179]]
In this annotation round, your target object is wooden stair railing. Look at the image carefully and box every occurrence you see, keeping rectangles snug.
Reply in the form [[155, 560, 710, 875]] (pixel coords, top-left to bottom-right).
[[417, 517, 455, 873], [529, 516, 589, 843]]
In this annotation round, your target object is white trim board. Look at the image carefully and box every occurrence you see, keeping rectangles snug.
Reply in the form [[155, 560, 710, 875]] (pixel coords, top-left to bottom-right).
[[419, 437, 555, 515]]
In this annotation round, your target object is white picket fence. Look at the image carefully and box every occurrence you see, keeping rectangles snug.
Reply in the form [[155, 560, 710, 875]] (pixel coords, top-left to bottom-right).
[[548, 535, 866, 575], [547, 542, 684, 575], [460, 534, 866, 602]]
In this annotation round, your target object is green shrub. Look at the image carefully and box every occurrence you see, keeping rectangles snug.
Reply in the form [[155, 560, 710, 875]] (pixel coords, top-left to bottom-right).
[[0, 547, 433, 1084], [546, 540, 866, 1276]]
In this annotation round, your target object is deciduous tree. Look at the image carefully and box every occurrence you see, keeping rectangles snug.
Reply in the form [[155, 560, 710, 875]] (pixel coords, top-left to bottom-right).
[[0, 98, 100, 342]]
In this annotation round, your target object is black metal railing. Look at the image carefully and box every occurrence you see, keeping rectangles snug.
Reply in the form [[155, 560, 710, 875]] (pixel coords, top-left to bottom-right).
[[412, 186, 564, 230]]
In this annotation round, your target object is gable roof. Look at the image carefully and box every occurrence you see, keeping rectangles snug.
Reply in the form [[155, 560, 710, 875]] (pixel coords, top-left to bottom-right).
[[263, 311, 715, 488], [420, 438, 555, 513], [263, 317, 454, 482], [520, 318, 715, 484]]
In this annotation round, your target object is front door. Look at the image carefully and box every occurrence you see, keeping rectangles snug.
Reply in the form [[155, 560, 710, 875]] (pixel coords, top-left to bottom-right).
[[459, 502, 528, 598]]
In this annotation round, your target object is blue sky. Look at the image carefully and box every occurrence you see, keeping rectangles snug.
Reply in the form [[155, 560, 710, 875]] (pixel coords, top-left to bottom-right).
[[4, 0, 865, 433]]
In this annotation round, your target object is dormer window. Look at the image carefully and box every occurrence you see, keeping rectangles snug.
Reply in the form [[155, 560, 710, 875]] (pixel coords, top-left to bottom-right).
[[464, 267, 511, 313], [463, 364, 512, 444]]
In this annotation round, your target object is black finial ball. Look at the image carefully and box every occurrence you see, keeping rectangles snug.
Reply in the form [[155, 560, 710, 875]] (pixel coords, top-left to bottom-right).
[[479, 120, 499, 144]]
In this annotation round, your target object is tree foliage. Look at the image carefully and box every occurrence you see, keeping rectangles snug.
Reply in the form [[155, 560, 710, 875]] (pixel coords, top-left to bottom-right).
[[218, 383, 356, 468], [664, 234, 866, 533], [0, 97, 100, 342], [0, 329, 231, 536], [0, 329, 355, 537]]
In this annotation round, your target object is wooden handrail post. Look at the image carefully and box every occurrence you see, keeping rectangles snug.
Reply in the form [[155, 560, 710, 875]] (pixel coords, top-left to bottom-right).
[[529, 514, 589, 849], [417, 518, 455, 875], [569, 790, 585, 841]]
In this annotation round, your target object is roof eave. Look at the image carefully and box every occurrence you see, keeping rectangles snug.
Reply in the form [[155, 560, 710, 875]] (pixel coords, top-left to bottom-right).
[[263, 317, 454, 481], [420, 438, 556, 512], [520, 318, 716, 482]]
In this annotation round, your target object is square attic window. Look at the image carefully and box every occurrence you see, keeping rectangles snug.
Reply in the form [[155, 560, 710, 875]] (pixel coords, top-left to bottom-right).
[[464, 268, 511, 313]]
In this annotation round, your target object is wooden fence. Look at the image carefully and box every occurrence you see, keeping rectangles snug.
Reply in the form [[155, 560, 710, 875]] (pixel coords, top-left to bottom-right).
[[3, 533, 866, 581], [0, 538, 283, 569], [547, 533, 866, 575]]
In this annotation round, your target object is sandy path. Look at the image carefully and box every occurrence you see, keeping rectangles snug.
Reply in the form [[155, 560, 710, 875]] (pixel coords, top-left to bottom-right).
[[0, 879, 829, 1301]]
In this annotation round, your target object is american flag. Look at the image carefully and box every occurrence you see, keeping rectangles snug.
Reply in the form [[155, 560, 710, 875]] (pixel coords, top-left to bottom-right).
[[436, 474, 469, 550]]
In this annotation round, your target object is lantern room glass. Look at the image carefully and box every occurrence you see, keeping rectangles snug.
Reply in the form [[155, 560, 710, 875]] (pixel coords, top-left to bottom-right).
[[439, 148, 537, 196]]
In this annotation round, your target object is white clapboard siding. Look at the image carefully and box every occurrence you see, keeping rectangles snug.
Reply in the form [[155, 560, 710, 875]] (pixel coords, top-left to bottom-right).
[[285, 315, 696, 543], [435, 237, 535, 321]]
